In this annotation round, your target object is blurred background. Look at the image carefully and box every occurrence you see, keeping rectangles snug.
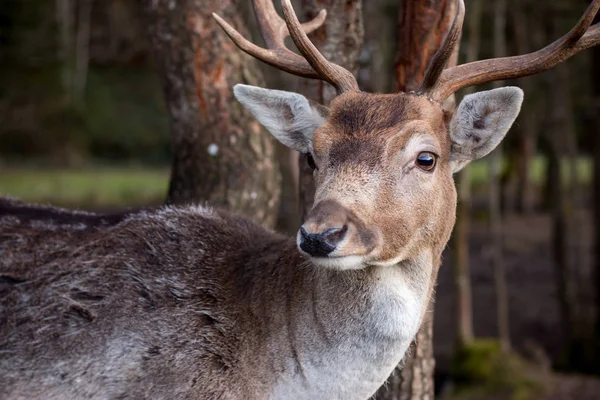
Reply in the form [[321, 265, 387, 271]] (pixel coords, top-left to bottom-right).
[[1, 0, 599, 399]]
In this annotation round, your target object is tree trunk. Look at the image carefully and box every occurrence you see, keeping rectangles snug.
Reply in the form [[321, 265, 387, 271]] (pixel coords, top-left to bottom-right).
[[452, 0, 483, 348], [394, 0, 456, 94], [547, 61, 577, 351], [142, 0, 281, 227], [593, 29, 600, 346], [490, 0, 511, 353], [55, 0, 74, 102], [297, 0, 364, 219], [73, 0, 93, 103], [512, 5, 542, 214], [375, 2, 458, 399]]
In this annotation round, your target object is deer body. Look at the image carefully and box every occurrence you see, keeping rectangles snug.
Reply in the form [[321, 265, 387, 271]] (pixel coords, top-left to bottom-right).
[[3, 0, 600, 398], [2, 202, 430, 400]]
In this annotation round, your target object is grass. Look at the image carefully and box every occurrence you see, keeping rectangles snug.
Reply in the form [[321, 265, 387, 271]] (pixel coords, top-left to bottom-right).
[[0, 166, 169, 210]]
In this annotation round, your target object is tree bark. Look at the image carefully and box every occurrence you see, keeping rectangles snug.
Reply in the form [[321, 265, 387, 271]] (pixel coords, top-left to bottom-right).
[[452, 0, 483, 348], [375, 2, 458, 399], [394, 0, 456, 94], [297, 0, 364, 219], [142, 0, 281, 227]]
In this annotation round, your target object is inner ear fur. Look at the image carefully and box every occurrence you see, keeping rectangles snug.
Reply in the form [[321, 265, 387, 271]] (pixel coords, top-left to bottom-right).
[[449, 86, 524, 173], [233, 84, 328, 153]]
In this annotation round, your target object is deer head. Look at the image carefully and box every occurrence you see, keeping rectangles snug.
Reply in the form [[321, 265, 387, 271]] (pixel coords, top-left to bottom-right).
[[215, 0, 600, 271]]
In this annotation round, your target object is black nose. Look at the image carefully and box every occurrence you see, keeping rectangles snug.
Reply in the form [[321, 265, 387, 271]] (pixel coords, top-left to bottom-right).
[[299, 225, 348, 257]]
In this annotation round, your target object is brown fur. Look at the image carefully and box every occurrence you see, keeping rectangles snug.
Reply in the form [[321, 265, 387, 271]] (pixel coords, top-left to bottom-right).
[[307, 92, 456, 269]]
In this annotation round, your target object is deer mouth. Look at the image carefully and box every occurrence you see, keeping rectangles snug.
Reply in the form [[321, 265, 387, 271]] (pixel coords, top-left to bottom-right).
[[302, 253, 367, 270], [296, 220, 377, 270]]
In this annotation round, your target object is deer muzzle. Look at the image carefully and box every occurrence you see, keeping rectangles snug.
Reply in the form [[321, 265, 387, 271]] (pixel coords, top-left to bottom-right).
[[298, 199, 378, 263]]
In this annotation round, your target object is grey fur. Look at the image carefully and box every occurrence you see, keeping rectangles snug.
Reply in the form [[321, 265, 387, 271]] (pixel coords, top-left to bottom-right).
[[0, 201, 429, 399], [449, 87, 524, 172], [233, 84, 327, 153]]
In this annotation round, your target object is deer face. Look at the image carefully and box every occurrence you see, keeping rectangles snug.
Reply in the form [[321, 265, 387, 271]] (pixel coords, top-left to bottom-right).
[[235, 84, 523, 270]]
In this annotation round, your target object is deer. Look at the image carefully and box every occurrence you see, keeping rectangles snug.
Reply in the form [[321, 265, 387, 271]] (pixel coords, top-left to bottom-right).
[[1, 0, 599, 399]]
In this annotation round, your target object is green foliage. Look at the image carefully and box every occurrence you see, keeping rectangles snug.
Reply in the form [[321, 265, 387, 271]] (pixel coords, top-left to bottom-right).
[[0, 0, 169, 164], [450, 339, 548, 400], [82, 67, 171, 163], [0, 167, 169, 209], [0, 66, 170, 164]]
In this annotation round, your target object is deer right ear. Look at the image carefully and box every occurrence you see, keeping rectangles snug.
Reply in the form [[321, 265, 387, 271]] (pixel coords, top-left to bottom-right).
[[449, 87, 524, 173], [234, 84, 327, 153]]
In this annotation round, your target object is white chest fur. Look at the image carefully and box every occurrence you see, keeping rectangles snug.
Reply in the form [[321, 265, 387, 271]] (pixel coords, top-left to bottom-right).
[[269, 258, 431, 400]]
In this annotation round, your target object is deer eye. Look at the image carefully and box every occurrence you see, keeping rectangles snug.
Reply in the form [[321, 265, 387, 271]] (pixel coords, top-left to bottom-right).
[[415, 152, 437, 171], [305, 153, 318, 170]]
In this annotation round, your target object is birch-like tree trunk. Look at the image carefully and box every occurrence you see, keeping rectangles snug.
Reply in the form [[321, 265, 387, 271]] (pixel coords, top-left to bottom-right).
[[142, 0, 281, 227]]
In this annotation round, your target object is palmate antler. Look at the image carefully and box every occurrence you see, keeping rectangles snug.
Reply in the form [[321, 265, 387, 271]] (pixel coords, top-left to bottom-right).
[[215, 0, 600, 102], [421, 0, 600, 101], [213, 0, 359, 94]]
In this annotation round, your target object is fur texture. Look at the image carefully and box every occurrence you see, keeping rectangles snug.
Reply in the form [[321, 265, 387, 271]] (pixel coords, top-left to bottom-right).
[[1, 202, 429, 399], [0, 85, 523, 400], [234, 84, 327, 153], [449, 87, 524, 172]]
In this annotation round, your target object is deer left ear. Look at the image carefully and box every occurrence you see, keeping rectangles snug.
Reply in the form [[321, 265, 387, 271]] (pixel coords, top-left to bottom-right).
[[233, 84, 327, 154], [449, 87, 524, 173]]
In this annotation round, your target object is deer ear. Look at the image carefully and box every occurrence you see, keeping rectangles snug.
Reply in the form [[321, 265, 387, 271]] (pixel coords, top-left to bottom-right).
[[233, 84, 327, 153], [449, 87, 524, 173]]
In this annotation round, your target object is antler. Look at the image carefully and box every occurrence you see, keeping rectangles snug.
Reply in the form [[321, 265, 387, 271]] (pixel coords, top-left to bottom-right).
[[423, 0, 600, 101], [417, 0, 465, 96], [213, 0, 359, 94]]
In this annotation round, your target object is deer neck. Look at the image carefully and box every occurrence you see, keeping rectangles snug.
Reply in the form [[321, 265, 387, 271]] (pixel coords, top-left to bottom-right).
[[259, 244, 435, 400]]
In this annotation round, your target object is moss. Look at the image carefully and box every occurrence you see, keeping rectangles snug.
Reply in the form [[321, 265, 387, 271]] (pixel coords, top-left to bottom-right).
[[449, 339, 548, 400]]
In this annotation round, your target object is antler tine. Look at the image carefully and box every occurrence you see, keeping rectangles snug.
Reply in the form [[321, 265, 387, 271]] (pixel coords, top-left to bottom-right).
[[418, 0, 465, 96], [212, 1, 326, 79], [252, 0, 326, 48], [281, 0, 359, 93], [213, 0, 358, 93], [430, 0, 600, 101]]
